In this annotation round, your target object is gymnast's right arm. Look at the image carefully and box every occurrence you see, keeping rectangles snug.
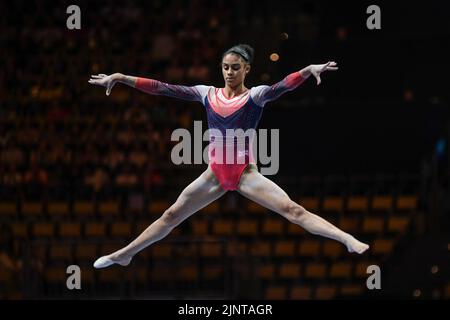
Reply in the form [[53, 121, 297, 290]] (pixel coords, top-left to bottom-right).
[[88, 72, 207, 102]]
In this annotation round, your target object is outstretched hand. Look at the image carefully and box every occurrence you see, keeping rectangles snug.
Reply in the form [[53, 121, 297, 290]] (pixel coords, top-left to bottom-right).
[[310, 61, 338, 85], [88, 73, 120, 96]]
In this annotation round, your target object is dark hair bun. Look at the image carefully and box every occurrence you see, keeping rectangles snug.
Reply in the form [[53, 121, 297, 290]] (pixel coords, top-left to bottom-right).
[[222, 44, 255, 64], [237, 44, 254, 64]]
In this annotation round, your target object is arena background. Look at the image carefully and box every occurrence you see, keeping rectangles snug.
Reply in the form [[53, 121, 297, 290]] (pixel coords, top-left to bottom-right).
[[0, 0, 449, 300]]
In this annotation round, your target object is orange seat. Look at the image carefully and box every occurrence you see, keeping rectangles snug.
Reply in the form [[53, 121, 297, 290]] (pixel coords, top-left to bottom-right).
[[372, 239, 395, 255], [340, 284, 364, 296], [84, 222, 106, 237], [322, 241, 343, 258], [0, 202, 17, 217], [339, 217, 359, 233], [111, 222, 132, 236], [191, 220, 209, 235], [250, 241, 272, 257], [212, 219, 234, 235], [372, 195, 393, 211], [236, 220, 258, 236], [247, 201, 268, 213], [329, 262, 352, 279], [22, 202, 43, 216], [305, 262, 327, 279], [148, 200, 170, 215], [200, 242, 222, 258], [298, 240, 321, 257], [299, 197, 320, 211], [290, 285, 312, 300], [362, 217, 384, 233], [48, 202, 69, 216], [256, 264, 275, 280], [261, 218, 284, 235], [265, 285, 287, 300], [73, 201, 95, 217], [33, 222, 54, 237], [396, 195, 418, 210], [387, 216, 410, 233], [59, 222, 81, 237], [315, 285, 337, 300], [274, 240, 295, 257], [347, 196, 368, 212], [279, 262, 301, 279], [50, 244, 72, 260], [323, 196, 343, 212], [199, 202, 220, 214], [98, 201, 120, 216]]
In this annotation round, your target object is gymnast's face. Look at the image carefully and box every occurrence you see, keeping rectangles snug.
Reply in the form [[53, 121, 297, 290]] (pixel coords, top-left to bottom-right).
[[221, 53, 250, 88]]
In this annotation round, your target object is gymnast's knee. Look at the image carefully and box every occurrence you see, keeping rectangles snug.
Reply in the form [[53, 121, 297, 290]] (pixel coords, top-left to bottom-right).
[[160, 208, 182, 227], [285, 202, 307, 222]]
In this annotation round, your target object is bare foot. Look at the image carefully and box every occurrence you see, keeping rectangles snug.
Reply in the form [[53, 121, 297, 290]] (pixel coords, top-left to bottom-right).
[[345, 236, 370, 254]]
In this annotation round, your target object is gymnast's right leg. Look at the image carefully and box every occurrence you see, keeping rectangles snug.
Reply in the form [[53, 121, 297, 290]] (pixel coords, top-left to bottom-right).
[[93, 166, 226, 268]]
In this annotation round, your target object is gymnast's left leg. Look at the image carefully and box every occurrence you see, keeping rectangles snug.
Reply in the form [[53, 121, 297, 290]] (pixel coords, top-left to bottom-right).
[[237, 164, 369, 253]]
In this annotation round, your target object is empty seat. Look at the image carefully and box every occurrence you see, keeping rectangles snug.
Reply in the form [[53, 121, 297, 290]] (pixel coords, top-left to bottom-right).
[[150, 266, 173, 282], [329, 262, 352, 279], [11, 223, 28, 238], [256, 264, 275, 280], [396, 195, 418, 210], [265, 285, 287, 300], [59, 222, 81, 237], [250, 241, 272, 257], [290, 285, 312, 300], [212, 219, 234, 235], [73, 201, 95, 217], [191, 220, 209, 235], [315, 285, 337, 299], [387, 216, 410, 233], [261, 218, 284, 235], [236, 220, 258, 236], [202, 265, 224, 280], [247, 201, 268, 214], [98, 269, 121, 283], [111, 222, 132, 237], [22, 202, 43, 217], [98, 201, 120, 216], [45, 267, 66, 283], [84, 222, 106, 237], [151, 243, 173, 258], [200, 243, 222, 258], [298, 197, 319, 211], [322, 241, 343, 258], [323, 196, 343, 212], [347, 196, 368, 212], [0, 202, 17, 217], [340, 284, 364, 296], [48, 202, 70, 216], [339, 217, 359, 233], [362, 217, 384, 233], [287, 223, 306, 235], [199, 201, 219, 214], [177, 264, 198, 282], [50, 244, 72, 260], [75, 244, 97, 260], [305, 262, 327, 279], [33, 222, 54, 237], [279, 262, 301, 279], [274, 241, 295, 257], [372, 195, 393, 211], [298, 240, 321, 257], [372, 239, 395, 255]]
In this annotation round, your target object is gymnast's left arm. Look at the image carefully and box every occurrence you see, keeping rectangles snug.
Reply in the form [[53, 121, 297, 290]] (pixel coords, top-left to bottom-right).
[[251, 61, 338, 107]]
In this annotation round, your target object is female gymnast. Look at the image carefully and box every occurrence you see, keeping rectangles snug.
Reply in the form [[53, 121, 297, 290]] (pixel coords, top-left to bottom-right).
[[89, 44, 369, 268]]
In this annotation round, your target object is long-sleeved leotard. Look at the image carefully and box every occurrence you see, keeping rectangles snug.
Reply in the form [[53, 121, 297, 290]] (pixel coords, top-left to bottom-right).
[[136, 71, 306, 190]]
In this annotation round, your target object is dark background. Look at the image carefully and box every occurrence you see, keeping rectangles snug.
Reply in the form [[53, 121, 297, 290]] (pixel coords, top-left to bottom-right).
[[0, 0, 449, 300]]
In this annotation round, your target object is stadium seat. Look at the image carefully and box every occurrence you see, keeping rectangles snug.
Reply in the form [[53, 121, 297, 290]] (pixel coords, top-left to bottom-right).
[[290, 285, 312, 300]]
